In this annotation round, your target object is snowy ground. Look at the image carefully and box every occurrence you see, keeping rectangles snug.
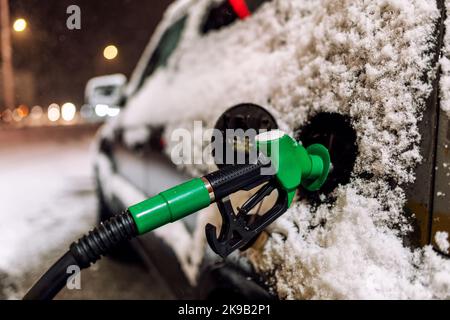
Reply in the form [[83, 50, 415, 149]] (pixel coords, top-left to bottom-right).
[[0, 126, 172, 299]]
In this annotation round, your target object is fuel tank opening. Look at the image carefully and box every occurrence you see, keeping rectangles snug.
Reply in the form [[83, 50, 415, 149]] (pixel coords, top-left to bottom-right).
[[295, 112, 358, 203], [213, 103, 278, 168]]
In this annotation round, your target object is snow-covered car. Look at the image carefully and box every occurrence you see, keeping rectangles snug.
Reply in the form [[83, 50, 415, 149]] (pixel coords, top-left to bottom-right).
[[89, 0, 450, 299]]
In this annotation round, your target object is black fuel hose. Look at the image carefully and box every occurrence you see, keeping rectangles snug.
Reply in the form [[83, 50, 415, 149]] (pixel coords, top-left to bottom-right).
[[23, 211, 137, 300]]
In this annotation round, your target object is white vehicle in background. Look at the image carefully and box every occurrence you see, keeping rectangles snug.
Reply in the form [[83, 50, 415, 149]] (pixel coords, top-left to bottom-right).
[[86, 0, 450, 299], [84, 74, 126, 121]]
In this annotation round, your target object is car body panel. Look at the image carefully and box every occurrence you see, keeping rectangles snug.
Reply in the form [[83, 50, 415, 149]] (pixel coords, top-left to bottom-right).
[[405, 0, 445, 250], [431, 109, 450, 252]]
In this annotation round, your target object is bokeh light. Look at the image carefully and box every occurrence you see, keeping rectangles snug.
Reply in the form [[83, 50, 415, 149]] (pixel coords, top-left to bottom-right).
[[61, 102, 76, 121], [12, 108, 23, 122], [95, 104, 108, 117], [13, 18, 27, 32], [80, 104, 94, 119], [2, 109, 13, 123], [107, 107, 120, 117], [47, 103, 60, 122], [30, 106, 43, 120], [103, 45, 118, 60], [17, 105, 29, 118]]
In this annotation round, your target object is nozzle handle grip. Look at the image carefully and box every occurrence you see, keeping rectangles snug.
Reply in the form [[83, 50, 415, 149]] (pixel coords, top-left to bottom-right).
[[204, 160, 273, 200]]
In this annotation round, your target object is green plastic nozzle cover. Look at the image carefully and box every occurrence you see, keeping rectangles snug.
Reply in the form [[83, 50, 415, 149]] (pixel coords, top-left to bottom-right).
[[256, 130, 330, 205]]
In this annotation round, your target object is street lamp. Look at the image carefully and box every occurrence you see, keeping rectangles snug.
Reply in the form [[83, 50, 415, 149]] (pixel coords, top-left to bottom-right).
[[0, 0, 16, 109], [13, 18, 27, 32], [103, 45, 118, 60]]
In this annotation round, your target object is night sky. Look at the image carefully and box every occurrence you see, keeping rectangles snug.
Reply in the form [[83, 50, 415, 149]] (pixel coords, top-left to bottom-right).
[[7, 0, 173, 109]]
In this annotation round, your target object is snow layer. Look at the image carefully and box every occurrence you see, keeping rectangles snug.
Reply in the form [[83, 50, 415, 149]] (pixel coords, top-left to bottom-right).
[[0, 134, 97, 298], [435, 231, 450, 254], [249, 186, 450, 299], [109, 0, 450, 299]]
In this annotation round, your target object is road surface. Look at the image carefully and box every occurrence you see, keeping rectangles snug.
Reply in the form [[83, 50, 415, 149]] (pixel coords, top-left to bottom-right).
[[0, 125, 173, 299]]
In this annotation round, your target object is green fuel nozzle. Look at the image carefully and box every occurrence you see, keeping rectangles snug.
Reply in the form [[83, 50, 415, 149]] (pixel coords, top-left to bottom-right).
[[255, 130, 331, 205], [128, 130, 330, 257], [24, 130, 330, 300]]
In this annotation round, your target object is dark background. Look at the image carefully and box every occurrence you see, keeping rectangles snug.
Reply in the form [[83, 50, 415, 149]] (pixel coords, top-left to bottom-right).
[[6, 0, 173, 109]]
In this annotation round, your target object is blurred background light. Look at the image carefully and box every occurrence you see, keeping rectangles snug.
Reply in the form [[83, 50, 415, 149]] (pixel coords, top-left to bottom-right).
[[103, 45, 118, 60], [80, 104, 93, 119], [47, 103, 60, 122], [107, 107, 120, 117], [1, 109, 13, 123], [30, 106, 43, 120], [17, 105, 29, 118], [12, 108, 23, 122], [61, 102, 76, 121], [13, 18, 27, 32], [95, 104, 108, 117]]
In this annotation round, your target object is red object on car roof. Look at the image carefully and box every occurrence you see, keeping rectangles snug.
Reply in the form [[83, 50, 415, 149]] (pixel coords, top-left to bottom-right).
[[228, 0, 251, 19]]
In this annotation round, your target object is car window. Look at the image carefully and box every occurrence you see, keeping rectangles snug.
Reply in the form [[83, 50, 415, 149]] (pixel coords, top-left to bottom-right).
[[137, 15, 187, 90], [201, 0, 270, 34]]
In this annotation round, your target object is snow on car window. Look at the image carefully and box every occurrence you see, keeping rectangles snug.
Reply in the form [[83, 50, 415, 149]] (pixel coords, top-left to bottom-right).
[[137, 15, 188, 91]]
